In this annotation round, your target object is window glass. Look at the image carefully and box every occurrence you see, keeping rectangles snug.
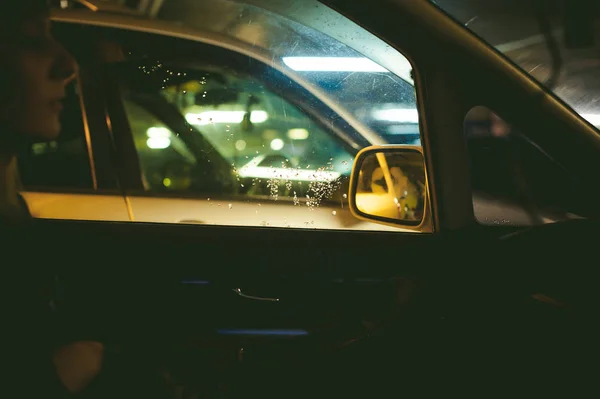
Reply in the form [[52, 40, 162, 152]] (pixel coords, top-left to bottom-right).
[[98, 0, 422, 231], [155, 0, 420, 145], [465, 106, 582, 226], [117, 50, 354, 201], [17, 82, 93, 191]]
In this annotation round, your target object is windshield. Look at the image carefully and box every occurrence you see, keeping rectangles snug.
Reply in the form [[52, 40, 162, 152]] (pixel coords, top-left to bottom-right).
[[432, 0, 600, 130]]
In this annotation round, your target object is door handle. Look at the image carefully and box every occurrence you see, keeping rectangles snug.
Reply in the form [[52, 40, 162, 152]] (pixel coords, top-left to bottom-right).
[[233, 288, 279, 302]]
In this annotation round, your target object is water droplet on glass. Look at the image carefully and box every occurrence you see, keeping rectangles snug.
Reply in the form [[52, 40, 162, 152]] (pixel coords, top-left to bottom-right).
[[228, 204, 233, 210], [343, 193, 348, 199], [332, 211, 337, 216], [240, 184, 245, 188], [207, 198, 210, 201], [183, 90, 187, 94]]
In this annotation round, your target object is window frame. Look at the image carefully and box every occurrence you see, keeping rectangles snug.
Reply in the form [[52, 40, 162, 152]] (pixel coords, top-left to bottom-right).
[[51, 7, 439, 233]]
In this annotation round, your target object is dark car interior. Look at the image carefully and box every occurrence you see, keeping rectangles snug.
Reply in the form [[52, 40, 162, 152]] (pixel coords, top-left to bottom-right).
[[38, 217, 599, 397]]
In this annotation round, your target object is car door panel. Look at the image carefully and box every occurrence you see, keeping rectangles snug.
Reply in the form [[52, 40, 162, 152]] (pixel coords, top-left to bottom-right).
[[127, 196, 402, 231], [40, 218, 426, 342], [22, 192, 131, 221]]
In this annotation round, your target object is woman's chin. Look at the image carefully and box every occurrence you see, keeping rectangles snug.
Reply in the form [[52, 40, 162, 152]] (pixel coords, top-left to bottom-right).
[[26, 120, 62, 142]]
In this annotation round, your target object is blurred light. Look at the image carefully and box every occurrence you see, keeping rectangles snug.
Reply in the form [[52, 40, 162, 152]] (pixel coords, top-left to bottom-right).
[[287, 128, 310, 140], [147, 137, 171, 149], [146, 127, 172, 149], [283, 57, 388, 72], [270, 138, 285, 151], [163, 178, 172, 187], [235, 140, 247, 151], [186, 111, 268, 125], [581, 113, 600, 127], [147, 127, 171, 138], [372, 108, 419, 123], [238, 157, 340, 182]]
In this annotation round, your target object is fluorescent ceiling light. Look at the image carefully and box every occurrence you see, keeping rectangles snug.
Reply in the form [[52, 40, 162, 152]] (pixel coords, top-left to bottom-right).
[[372, 108, 419, 123], [146, 127, 172, 149], [238, 166, 340, 182], [146, 126, 171, 138], [147, 137, 171, 149], [283, 57, 388, 72], [238, 157, 340, 182], [185, 111, 268, 125], [288, 128, 310, 140]]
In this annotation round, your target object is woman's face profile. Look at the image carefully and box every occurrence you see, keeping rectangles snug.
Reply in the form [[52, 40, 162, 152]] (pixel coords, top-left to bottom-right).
[[0, 6, 77, 145]]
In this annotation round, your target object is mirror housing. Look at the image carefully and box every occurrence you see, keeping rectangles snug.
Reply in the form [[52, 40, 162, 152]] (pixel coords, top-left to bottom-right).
[[349, 146, 431, 230]]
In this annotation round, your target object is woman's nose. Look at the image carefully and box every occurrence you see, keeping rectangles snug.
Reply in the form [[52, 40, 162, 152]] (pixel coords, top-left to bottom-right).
[[51, 43, 78, 84]]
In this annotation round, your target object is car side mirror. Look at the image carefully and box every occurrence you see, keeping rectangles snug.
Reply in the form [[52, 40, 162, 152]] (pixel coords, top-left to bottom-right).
[[349, 146, 429, 229]]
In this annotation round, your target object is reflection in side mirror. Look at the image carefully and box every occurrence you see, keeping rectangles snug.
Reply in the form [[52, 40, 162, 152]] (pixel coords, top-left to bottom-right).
[[349, 146, 427, 227]]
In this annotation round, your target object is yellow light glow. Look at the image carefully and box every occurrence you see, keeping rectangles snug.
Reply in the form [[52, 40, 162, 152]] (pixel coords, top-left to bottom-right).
[[287, 128, 310, 140]]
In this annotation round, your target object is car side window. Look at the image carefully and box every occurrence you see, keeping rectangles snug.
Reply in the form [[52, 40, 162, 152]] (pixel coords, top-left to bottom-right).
[[117, 55, 354, 199], [465, 106, 581, 226], [99, 20, 420, 230], [17, 82, 93, 191]]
